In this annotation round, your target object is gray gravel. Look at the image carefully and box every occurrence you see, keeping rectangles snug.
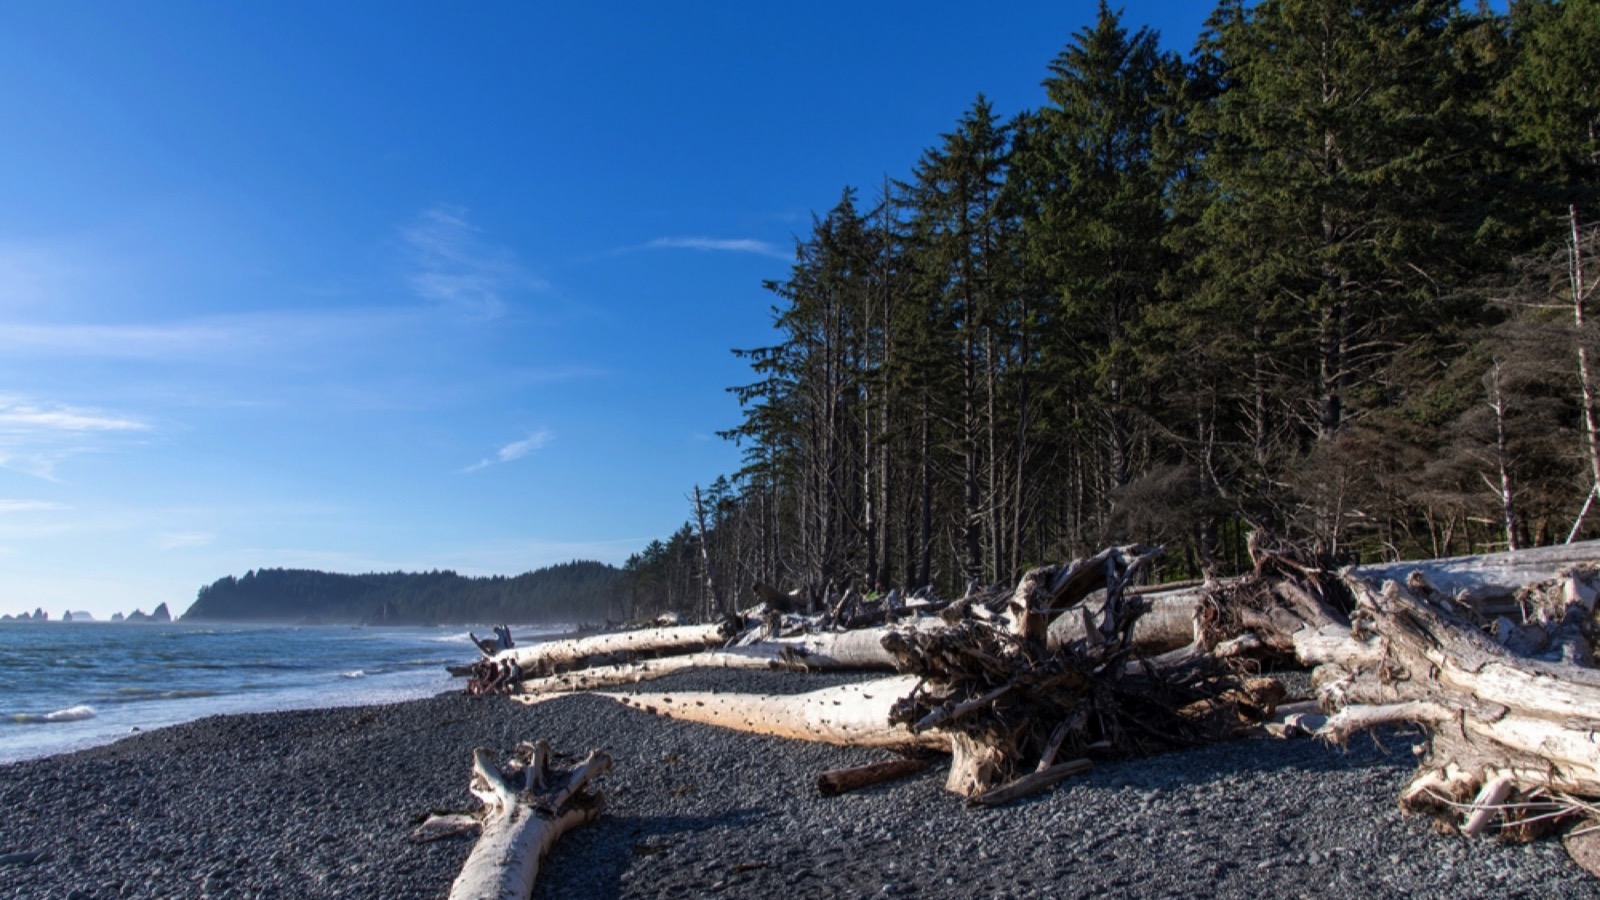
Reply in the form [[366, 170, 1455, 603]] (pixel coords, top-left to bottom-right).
[[0, 668, 1591, 899]]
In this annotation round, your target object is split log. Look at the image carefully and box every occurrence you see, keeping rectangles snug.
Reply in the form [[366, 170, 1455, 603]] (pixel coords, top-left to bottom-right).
[[466, 623, 732, 693], [414, 741, 611, 900], [600, 675, 950, 752]]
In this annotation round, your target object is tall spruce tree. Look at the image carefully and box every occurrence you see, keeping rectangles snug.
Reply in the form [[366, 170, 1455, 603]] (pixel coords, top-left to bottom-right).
[[1031, 4, 1182, 540]]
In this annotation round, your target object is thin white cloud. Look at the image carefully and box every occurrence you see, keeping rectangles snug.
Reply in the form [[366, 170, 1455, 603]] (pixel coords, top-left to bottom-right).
[[646, 236, 789, 259], [462, 428, 553, 473], [582, 236, 791, 264], [155, 531, 214, 550], [0, 395, 150, 479], [402, 206, 545, 320], [0, 397, 147, 433], [0, 500, 67, 514]]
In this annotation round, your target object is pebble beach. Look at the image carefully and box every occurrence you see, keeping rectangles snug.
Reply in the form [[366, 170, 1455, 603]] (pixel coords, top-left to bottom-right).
[[0, 668, 1592, 899]]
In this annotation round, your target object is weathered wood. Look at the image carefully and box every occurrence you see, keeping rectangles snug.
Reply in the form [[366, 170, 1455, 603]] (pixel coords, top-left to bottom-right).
[[510, 648, 822, 695], [600, 675, 950, 752], [967, 758, 1092, 807], [1046, 583, 1209, 655], [1352, 539, 1600, 613], [419, 742, 611, 900], [1313, 573, 1600, 837], [1045, 540, 1600, 659], [816, 758, 935, 796], [466, 623, 731, 692]]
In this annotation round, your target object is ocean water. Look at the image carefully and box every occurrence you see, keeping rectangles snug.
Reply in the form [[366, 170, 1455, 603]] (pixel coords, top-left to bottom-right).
[[0, 621, 568, 763]]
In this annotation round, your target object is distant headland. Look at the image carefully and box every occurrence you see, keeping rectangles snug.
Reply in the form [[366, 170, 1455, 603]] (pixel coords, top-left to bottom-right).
[[180, 561, 622, 626]]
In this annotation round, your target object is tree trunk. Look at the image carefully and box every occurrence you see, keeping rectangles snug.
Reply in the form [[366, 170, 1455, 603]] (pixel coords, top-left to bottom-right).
[[466, 624, 730, 692], [416, 742, 610, 900], [601, 675, 950, 752]]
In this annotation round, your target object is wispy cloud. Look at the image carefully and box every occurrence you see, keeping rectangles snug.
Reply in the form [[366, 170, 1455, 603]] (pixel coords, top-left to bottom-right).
[[402, 206, 545, 320], [0, 395, 150, 479], [0, 499, 67, 514], [462, 429, 553, 473], [155, 531, 214, 550], [584, 235, 791, 264], [646, 236, 789, 259]]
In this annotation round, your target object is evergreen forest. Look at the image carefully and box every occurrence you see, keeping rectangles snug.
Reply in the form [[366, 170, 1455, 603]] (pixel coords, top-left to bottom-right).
[[181, 561, 625, 624], [621, 0, 1600, 620]]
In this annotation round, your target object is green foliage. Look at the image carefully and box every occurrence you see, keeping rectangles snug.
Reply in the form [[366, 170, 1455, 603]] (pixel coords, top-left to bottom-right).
[[633, 0, 1600, 610]]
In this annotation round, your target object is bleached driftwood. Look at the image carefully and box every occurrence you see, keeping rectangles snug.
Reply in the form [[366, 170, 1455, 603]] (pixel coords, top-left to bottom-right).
[[602, 675, 950, 752], [415, 741, 611, 900], [509, 623, 941, 696], [881, 546, 1277, 798], [1350, 539, 1600, 616], [467, 623, 731, 693], [1312, 573, 1600, 837], [511, 648, 817, 695]]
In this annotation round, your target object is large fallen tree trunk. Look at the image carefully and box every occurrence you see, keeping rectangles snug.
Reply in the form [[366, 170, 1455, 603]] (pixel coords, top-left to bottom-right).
[[1055, 539, 1600, 662], [1352, 540, 1600, 617], [414, 741, 611, 900], [466, 623, 733, 693], [511, 648, 821, 695], [508, 623, 940, 696], [602, 675, 950, 752]]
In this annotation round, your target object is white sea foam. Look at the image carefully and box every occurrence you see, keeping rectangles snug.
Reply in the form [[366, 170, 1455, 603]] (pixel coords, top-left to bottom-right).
[[11, 704, 96, 724], [341, 670, 365, 679]]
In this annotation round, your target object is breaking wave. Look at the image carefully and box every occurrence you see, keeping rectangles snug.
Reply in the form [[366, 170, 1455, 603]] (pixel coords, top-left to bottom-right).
[[10, 704, 96, 724]]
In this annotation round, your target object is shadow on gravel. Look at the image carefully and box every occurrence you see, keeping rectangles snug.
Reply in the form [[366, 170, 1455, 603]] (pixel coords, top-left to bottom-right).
[[538, 808, 766, 899]]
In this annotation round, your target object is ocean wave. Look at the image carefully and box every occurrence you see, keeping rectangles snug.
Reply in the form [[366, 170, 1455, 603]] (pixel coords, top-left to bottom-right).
[[10, 705, 96, 724], [341, 670, 365, 679]]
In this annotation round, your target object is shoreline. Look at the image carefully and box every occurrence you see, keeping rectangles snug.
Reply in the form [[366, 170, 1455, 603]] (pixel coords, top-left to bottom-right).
[[0, 669, 1592, 899]]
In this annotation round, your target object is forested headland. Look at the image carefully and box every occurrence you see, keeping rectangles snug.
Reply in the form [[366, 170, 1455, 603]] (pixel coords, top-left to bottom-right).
[[622, 0, 1600, 620], [181, 561, 624, 625]]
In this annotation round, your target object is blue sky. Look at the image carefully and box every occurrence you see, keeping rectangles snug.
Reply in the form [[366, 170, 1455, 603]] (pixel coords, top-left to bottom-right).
[[0, 1, 1222, 618]]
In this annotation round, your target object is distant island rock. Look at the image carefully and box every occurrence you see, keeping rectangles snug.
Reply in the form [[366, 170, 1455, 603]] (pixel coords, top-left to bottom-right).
[[123, 603, 172, 624], [61, 610, 96, 622], [182, 561, 623, 626], [0, 607, 48, 622]]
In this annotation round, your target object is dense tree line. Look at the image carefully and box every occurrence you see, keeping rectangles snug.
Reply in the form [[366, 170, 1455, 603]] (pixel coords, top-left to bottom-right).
[[182, 561, 625, 625], [626, 0, 1600, 618]]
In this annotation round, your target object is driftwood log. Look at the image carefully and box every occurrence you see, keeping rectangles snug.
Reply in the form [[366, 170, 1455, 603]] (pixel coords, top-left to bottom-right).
[[466, 623, 733, 693], [603, 675, 949, 752], [413, 741, 611, 900]]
